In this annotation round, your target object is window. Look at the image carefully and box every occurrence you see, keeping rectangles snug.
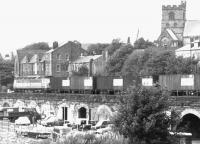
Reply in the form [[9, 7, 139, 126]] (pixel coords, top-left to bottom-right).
[[66, 54, 69, 60], [56, 64, 61, 72], [57, 54, 61, 60], [174, 23, 177, 27], [190, 38, 194, 42], [198, 42, 200, 47], [166, 23, 170, 27], [169, 12, 175, 20]]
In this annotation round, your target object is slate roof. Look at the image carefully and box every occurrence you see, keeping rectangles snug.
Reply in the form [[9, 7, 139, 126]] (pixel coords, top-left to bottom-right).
[[17, 49, 48, 63], [166, 29, 178, 40], [176, 43, 200, 52], [184, 20, 200, 37]]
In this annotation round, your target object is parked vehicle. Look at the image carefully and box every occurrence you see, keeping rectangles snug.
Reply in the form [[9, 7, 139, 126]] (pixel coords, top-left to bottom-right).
[[41, 116, 65, 127], [0, 107, 41, 123]]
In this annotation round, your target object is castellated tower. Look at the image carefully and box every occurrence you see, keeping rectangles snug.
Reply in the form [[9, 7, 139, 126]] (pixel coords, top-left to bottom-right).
[[161, 1, 186, 40]]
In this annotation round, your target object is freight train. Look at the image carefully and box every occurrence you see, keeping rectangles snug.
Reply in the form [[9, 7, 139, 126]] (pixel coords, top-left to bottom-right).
[[13, 74, 200, 96], [13, 76, 133, 94]]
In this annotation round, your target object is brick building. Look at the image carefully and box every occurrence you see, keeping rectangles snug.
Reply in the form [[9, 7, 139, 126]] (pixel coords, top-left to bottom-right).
[[14, 41, 86, 78]]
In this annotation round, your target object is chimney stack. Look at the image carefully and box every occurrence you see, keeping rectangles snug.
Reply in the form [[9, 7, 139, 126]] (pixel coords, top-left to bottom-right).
[[53, 41, 58, 49]]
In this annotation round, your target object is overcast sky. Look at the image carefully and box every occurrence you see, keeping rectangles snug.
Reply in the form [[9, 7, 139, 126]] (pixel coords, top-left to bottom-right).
[[0, 0, 200, 56]]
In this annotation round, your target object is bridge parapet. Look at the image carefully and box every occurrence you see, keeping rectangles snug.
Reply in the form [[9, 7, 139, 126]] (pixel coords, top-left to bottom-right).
[[170, 96, 200, 107], [0, 93, 122, 103]]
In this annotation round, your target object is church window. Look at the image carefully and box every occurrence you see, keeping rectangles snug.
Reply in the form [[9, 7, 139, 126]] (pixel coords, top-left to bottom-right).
[[169, 12, 175, 20], [174, 23, 177, 27], [56, 64, 61, 72]]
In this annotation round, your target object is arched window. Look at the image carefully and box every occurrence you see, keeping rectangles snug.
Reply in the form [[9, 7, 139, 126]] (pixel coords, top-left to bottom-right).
[[169, 12, 175, 20], [78, 107, 87, 118]]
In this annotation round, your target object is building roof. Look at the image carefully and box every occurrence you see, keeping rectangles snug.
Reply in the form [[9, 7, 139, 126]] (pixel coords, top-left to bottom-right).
[[17, 50, 47, 63], [73, 55, 102, 63], [176, 43, 200, 52], [166, 29, 178, 40], [184, 20, 200, 37], [29, 54, 38, 63], [21, 56, 29, 63]]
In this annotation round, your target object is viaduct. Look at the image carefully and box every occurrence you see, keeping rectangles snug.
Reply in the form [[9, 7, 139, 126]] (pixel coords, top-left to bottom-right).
[[0, 93, 200, 137]]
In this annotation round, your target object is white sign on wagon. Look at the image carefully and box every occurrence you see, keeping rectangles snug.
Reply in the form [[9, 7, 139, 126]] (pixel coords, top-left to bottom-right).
[[84, 78, 93, 87], [113, 79, 123, 86], [142, 78, 153, 86], [181, 75, 194, 86], [62, 80, 70, 86]]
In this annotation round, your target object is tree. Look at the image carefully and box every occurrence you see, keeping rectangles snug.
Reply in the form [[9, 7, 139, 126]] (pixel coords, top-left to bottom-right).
[[106, 39, 123, 56], [113, 87, 179, 144], [143, 51, 199, 75], [105, 44, 134, 75], [72, 65, 89, 76], [121, 49, 146, 85], [87, 43, 109, 55], [134, 37, 155, 49], [0, 60, 14, 87], [23, 42, 50, 51]]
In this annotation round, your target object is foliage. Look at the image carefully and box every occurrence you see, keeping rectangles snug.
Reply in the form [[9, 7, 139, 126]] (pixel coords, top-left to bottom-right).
[[72, 65, 89, 76], [22, 42, 50, 51], [134, 37, 155, 49], [105, 44, 134, 75], [143, 51, 199, 75], [40, 133, 128, 144], [106, 39, 123, 56], [121, 48, 199, 82], [113, 87, 179, 144], [87, 43, 109, 55], [0, 60, 14, 88]]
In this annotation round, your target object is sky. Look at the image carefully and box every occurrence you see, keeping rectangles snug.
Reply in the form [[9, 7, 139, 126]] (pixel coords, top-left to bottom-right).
[[0, 0, 200, 56]]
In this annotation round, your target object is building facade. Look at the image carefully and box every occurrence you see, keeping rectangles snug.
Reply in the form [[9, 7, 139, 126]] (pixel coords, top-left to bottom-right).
[[157, 1, 186, 48], [14, 41, 87, 78]]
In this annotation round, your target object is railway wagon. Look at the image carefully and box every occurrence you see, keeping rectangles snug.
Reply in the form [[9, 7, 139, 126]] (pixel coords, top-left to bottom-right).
[[13, 77, 50, 92], [159, 74, 200, 96], [94, 76, 124, 94]]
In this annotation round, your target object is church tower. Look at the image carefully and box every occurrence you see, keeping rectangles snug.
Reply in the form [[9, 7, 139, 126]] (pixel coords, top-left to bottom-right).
[[161, 1, 186, 40]]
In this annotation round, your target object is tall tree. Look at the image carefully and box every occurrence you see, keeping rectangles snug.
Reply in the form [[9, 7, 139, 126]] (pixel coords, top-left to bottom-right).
[[113, 87, 179, 144], [134, 37, 155, 49], [106, 39, 123, 56], [106, 44, 134, 75]]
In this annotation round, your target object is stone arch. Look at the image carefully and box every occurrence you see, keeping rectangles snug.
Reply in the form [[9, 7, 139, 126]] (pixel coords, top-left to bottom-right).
[[57, 102, 70, 121], [13, 100, 25, 108], [75, 103, 89, 112], [96, 105, 113, 120], [74, 103, 89, 124], [28, 100, 40, 113], [3, 102, 10, 107], [178, 110, 200, 138], [78, 107, 87, 118], [40, 101, 54, 118], [181, 109, 200, 119]]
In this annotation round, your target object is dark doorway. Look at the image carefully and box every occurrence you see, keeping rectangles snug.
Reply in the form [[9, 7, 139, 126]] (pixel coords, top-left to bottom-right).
[[62, 107, 68, 120], [3, 103, 10, 107], [78, 107, 87, 118], [177, 114, 200, 138]]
